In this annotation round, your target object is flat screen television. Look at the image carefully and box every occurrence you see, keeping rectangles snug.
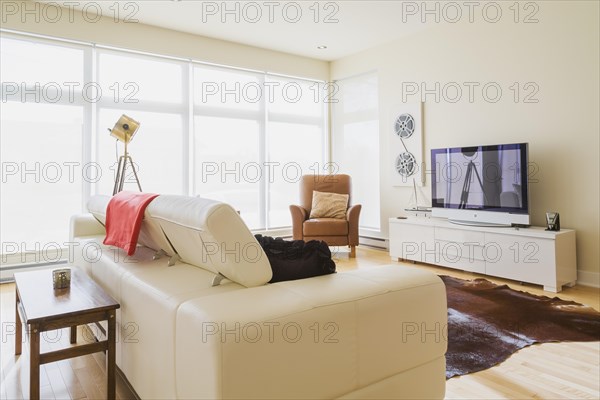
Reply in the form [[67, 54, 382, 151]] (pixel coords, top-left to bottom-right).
[[431, 143, 530, 226]]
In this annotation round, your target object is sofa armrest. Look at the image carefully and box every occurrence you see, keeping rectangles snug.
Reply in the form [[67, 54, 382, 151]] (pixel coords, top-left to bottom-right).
[[70, 213, 105, 241], [289, 205, 308, 240], [347, 204, 362, 246]]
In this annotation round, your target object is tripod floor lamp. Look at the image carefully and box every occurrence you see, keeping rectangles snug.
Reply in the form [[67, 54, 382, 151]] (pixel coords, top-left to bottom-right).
[[109, 114, 142, 195]]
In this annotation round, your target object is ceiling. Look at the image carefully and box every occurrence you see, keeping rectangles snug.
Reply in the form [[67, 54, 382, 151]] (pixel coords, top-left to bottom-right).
[[44, 1, 428, 61]]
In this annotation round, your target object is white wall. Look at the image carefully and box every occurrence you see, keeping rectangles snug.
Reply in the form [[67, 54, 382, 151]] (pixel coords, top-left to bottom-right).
[[0, 1, 328, 80], [331, 1, 599, 283]]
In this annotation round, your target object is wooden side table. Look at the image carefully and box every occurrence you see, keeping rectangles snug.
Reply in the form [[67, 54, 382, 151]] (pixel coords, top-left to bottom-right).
[[14, 268, 120, 400]]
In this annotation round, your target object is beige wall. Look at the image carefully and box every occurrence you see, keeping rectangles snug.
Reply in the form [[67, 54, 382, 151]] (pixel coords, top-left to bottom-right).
[[0, 1, 328, 80], [331, 1, 599, 283]]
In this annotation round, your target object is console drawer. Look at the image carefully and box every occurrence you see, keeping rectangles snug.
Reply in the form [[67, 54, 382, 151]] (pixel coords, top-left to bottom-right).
[[484, 233, 555, 286], [435, 227, 484, 244], [436, 240, 485, 261], [390, 221, 435, 262], [437, 256, 486, 274]]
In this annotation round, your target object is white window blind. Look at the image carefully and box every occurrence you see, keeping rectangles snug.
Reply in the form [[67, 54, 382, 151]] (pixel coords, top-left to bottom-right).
[[332, 72, 381, 231]]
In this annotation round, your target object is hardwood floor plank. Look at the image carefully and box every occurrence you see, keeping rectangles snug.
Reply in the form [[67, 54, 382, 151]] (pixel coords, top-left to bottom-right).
[[67, 355, 89, 372], [449, 367, 565, 399], [40, 383, 56, 400], [475, 371, 538, 399], [522, 360, 599, 398], [92, 352, 107, 375], [522, 350, 599, 390], [1, 355, 24, 400], [86, 353, 108, 398], [45, 367, 72, 400], [73, 366, 103, 400], [446, 375, 509, 399], [533, 342, 599, 369], [57, 360, 86, 400], [0, 384, 8, 400]]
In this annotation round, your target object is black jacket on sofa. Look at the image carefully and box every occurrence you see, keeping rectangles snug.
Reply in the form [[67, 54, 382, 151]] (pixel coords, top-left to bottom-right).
[[254, 235, 336, 283]]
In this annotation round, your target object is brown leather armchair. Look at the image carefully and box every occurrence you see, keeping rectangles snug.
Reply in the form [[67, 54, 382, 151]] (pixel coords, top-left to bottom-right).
[[290, 174, 361, 257]]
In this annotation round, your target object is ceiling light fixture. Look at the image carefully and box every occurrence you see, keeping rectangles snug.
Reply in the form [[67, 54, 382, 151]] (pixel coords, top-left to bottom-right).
[[317, 45, 327, 49]]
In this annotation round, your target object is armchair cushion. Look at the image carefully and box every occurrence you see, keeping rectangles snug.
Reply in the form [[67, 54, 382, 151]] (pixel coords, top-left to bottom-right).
[[304, 218, 349, 236], [309, 191, 349, 219]]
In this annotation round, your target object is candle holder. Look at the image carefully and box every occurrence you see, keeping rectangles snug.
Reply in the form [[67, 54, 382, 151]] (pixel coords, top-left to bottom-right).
[[52, 268, 71, 289]]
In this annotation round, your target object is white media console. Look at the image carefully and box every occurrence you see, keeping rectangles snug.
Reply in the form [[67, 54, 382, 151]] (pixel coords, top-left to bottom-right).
[[389, 216, 577, 292]]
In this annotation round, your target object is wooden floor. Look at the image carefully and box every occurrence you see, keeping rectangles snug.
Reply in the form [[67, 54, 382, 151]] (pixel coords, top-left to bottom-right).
[[1, 246, 598, 399]]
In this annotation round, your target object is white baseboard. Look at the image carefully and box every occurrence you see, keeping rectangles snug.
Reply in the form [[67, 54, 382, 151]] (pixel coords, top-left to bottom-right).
[[359, 236, 388, 249], [577, 270, 600, 288]]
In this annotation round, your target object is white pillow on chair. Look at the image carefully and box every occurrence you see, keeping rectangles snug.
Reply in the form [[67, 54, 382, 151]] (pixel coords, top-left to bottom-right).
[[309, 191, 349, 219]]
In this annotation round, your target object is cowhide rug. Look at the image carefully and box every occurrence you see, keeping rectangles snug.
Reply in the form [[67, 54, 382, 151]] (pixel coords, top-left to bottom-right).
[[441, 275, 600, 378]]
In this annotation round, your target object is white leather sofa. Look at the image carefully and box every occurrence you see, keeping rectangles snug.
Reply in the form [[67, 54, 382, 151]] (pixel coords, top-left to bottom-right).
[[69, 195, 447, 399]]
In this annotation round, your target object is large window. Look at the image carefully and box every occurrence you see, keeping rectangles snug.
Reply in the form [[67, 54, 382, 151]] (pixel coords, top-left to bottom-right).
[[96, 108, 185, 195], [193, 66, 326, 230], [266, 76, 325, 229], [0, 33, 328, 265], [194, 115, 262, 227], [332, 73, 381, 231], [0, 103, 84, 248], [95, 50, 186, 195], [1, 37, 86, 260]]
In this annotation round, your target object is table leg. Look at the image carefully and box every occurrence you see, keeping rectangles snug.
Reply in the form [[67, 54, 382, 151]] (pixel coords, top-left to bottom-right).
[[30, 324, 40, 400], [107, 311, 116, 400], [15, 289, 22, 356], [70, 326, 77, 344]]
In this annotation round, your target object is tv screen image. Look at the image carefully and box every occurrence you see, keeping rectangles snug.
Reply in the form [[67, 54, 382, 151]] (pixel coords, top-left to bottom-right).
[[430, 143, 530, 226]]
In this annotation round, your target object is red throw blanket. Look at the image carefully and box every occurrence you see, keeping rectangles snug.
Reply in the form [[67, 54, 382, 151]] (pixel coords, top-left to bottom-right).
[[103, 191, 159, 256]]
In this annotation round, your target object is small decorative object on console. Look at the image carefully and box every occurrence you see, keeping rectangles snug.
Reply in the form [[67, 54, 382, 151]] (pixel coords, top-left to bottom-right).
[[404, 207, 432, 218], [52, 268, 71, 289], [546, 212, 561, 231]]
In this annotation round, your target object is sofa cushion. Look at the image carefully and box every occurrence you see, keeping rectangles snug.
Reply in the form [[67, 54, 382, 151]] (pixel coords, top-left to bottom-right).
[[87, 194, 272, 287], [87, 195, 109, 225], [87, 195, 176, 256], [310, 190, 349, 219], [303, 218, 349, 236], [147, 196, 272, 287]]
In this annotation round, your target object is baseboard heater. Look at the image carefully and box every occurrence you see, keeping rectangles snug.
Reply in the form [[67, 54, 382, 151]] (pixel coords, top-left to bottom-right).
[[0, 260, 68, 283], [359, 235, 388, 249]]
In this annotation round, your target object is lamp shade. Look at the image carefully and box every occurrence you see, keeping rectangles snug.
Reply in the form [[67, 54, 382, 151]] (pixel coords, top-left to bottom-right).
[[110, 114, 140, 144]]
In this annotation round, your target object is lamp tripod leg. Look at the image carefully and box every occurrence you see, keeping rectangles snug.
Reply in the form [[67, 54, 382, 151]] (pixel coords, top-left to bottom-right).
[[113, 155, 143, 195], [118, 158, 127, 193], [127, 156, 143, 192], [113, 156, 125, 196]]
